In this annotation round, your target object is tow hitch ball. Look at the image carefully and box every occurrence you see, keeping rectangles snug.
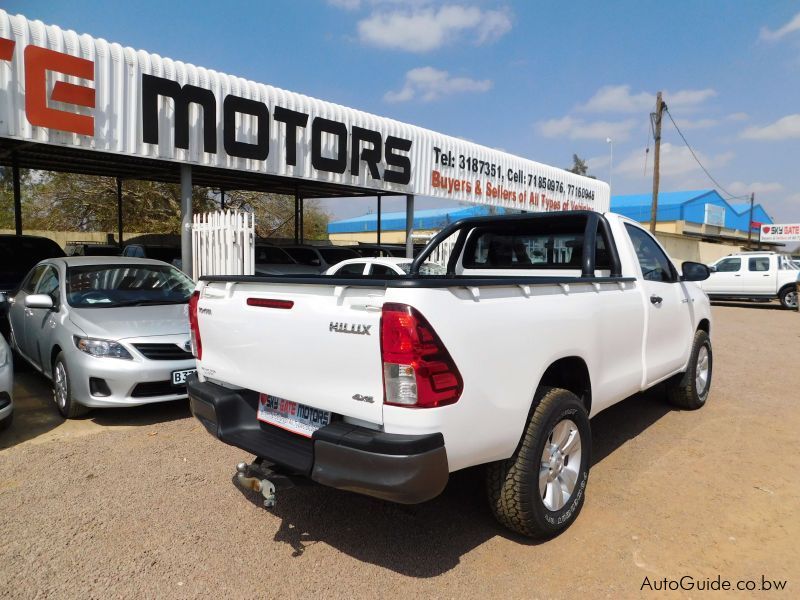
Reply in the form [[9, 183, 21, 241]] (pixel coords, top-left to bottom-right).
[[236, 462, 277, 508]]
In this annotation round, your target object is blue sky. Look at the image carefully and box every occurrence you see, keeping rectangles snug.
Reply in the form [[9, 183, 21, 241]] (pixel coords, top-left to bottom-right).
[[6, 0, 800, 223]]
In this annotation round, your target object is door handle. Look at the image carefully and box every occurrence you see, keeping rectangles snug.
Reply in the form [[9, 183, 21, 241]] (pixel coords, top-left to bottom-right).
[[650, 295, 663, 305], [734, 274, 741, 277]]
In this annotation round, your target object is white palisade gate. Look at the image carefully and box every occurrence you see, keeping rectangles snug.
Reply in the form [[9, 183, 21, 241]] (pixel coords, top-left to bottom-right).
[[192, 210, 255, 279]]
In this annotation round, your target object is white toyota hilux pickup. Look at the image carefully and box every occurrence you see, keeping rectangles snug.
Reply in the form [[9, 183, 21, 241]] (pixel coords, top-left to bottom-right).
[[700, 252, 798, 310], [187, 211, 713, 538]]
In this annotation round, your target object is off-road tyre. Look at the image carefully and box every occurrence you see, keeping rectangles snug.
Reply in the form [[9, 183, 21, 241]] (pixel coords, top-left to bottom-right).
[[486, 386, 591, 538], [53, 353, 88, 419], [778, 285, 797, 310], [666, 330, 712, 410]]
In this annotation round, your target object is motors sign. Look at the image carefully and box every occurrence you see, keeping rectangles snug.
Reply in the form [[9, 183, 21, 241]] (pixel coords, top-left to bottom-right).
[[0, 10, 609, 212], [760, 223, 800, 243]]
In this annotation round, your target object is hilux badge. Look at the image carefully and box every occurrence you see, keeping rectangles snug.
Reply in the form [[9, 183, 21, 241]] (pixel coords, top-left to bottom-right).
[[329, 322, 371, 335]]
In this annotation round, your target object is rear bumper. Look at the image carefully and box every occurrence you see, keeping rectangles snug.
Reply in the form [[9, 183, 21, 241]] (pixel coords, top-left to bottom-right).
[[188, 377, 449, 504]]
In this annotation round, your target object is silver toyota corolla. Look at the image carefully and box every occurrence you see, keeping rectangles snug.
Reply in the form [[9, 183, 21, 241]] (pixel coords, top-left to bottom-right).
[[7, 257, 196, 418]]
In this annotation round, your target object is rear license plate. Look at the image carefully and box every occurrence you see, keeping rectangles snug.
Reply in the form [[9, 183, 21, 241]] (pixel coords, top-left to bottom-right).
[[257, 393, 331, 438], [171, 369, 196, 386]]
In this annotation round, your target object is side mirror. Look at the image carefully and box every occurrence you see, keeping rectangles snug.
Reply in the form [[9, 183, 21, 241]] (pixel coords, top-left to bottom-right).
[[681, 261, 711, 282], [708, 265, 717, 273], [25, 294, 55, 310]]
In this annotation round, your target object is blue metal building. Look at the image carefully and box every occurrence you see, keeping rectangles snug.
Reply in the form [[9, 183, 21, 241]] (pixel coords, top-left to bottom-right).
[[610, 190, 773, 232], [327, 205, 507, 235]]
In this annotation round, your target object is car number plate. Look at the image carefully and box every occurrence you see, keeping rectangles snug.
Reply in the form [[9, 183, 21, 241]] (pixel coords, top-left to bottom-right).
[[171, 369, 196, 385], [257, 393, 331, 438]]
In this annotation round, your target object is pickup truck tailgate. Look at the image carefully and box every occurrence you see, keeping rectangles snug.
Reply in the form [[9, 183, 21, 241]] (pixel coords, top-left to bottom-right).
[[197, 281, 385, 425]]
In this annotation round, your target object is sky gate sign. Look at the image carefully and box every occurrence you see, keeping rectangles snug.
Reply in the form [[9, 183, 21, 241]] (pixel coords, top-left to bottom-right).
[[0, 10, 609, 212]]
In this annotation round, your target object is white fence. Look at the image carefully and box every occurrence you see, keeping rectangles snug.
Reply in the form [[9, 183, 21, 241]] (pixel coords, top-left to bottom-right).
[[415, 232, 459, 268], [192, 210, 255, 279]]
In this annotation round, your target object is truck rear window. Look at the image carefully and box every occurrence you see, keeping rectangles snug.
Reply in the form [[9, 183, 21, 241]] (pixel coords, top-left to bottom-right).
[[462, 217, 611, 270]]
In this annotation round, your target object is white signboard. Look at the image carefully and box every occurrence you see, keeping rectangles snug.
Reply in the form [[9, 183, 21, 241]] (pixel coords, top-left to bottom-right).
[[760, 223, 800, 243], [703, 203, 725, 227], [0, 10, 609, 213]]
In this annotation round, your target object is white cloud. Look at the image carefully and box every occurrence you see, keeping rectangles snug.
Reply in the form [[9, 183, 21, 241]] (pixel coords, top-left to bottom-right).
[[578, 84, 716, 114], [358, 5, 512, 52], [740, 114, 800, 140], [759, 12, 800, 42], [726, 112, 749, 122], [327, 0, 362, 9], [615, 143, 734, 178], [384, 66, 492, 102], [672, 117, 719, 130], [727, 181, 784, 196], [536, 116, 637, 141]]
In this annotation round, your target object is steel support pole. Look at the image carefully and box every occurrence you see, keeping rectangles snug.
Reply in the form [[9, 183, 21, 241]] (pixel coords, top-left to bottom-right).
[[405, 194, 414, 258], [299, 197, 304, 244], [294, 190, 299, 243], [377, 194, 382, 247], [116, 177, 123, 246], [180, 165, 193, 278], [12, 158, 22, 235]]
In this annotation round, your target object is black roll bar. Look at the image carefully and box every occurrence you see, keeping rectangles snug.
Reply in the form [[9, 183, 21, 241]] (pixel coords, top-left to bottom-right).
[[409, 210, 624, 278]]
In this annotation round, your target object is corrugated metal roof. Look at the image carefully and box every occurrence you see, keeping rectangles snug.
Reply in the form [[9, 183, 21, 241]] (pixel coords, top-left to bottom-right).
[[328, 205, 504, 233], [611, 190, 715, 208], [611, 189, 773, 231], [0, 10, 610, 213]]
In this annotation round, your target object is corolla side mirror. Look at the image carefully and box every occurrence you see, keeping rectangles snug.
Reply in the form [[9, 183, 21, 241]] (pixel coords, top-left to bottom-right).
[[681, 261, 711, 282], [708, 265, 717, 273], [25, 294, 55, 310]]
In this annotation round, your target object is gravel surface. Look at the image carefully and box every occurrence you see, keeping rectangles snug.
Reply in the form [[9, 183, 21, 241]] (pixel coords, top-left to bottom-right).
[[1, 304, 798, 598]]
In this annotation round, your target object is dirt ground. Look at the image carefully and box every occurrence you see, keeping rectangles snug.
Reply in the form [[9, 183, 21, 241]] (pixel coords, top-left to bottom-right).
[[1, 304, 798, 598]]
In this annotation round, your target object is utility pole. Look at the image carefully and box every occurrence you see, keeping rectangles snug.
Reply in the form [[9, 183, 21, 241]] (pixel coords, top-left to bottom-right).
[[650, 92, 665, 234], [747, 192, 755, 248]]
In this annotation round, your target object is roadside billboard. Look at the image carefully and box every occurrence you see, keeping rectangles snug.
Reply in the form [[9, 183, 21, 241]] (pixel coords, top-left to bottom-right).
[[0, 10, 609, 213], [760, 224, 800, 243]]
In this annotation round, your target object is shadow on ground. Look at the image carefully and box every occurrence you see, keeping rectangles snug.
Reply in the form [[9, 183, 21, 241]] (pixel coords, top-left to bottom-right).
[[711, 300, 787, 311], [0, 362, 190, 449], [232, 387, 677, 577]]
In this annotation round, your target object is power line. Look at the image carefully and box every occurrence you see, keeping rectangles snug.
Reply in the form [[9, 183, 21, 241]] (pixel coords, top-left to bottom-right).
[[663, 107, 750, 201]]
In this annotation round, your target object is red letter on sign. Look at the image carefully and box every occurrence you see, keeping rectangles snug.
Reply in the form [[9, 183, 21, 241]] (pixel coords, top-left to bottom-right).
[[25, 45, 95, 136], [0, 37, 14, 61]]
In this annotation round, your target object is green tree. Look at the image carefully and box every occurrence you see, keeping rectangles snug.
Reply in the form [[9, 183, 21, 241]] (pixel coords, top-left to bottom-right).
[[566, 154, 595, 178], [0, 170, 329, 240], [25, 172, 216, 236], [221, 190, 329, 240]]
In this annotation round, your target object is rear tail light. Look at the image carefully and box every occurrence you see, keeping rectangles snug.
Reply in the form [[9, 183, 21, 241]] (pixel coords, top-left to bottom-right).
[[380, 303, 462, 408], [188, 290, 202, 359]]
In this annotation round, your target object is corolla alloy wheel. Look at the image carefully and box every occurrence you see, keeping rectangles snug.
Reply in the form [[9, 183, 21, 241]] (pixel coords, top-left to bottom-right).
[[54, 362, 68, 410], [539, 418, 582, 511]]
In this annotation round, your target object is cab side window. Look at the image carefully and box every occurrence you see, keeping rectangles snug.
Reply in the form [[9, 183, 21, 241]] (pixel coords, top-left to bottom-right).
[[370, 265, 396, 276], [624, 224, 677, 283], [36, 266, 60, 305], [334, 263, 366, 276], [748, 257, 770, 272], [715, 258, 741, 272], [21, 264, 47, 293]]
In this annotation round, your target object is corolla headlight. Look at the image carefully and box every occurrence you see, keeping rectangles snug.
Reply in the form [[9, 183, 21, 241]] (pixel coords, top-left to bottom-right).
[[74, 337, 132, 359]]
